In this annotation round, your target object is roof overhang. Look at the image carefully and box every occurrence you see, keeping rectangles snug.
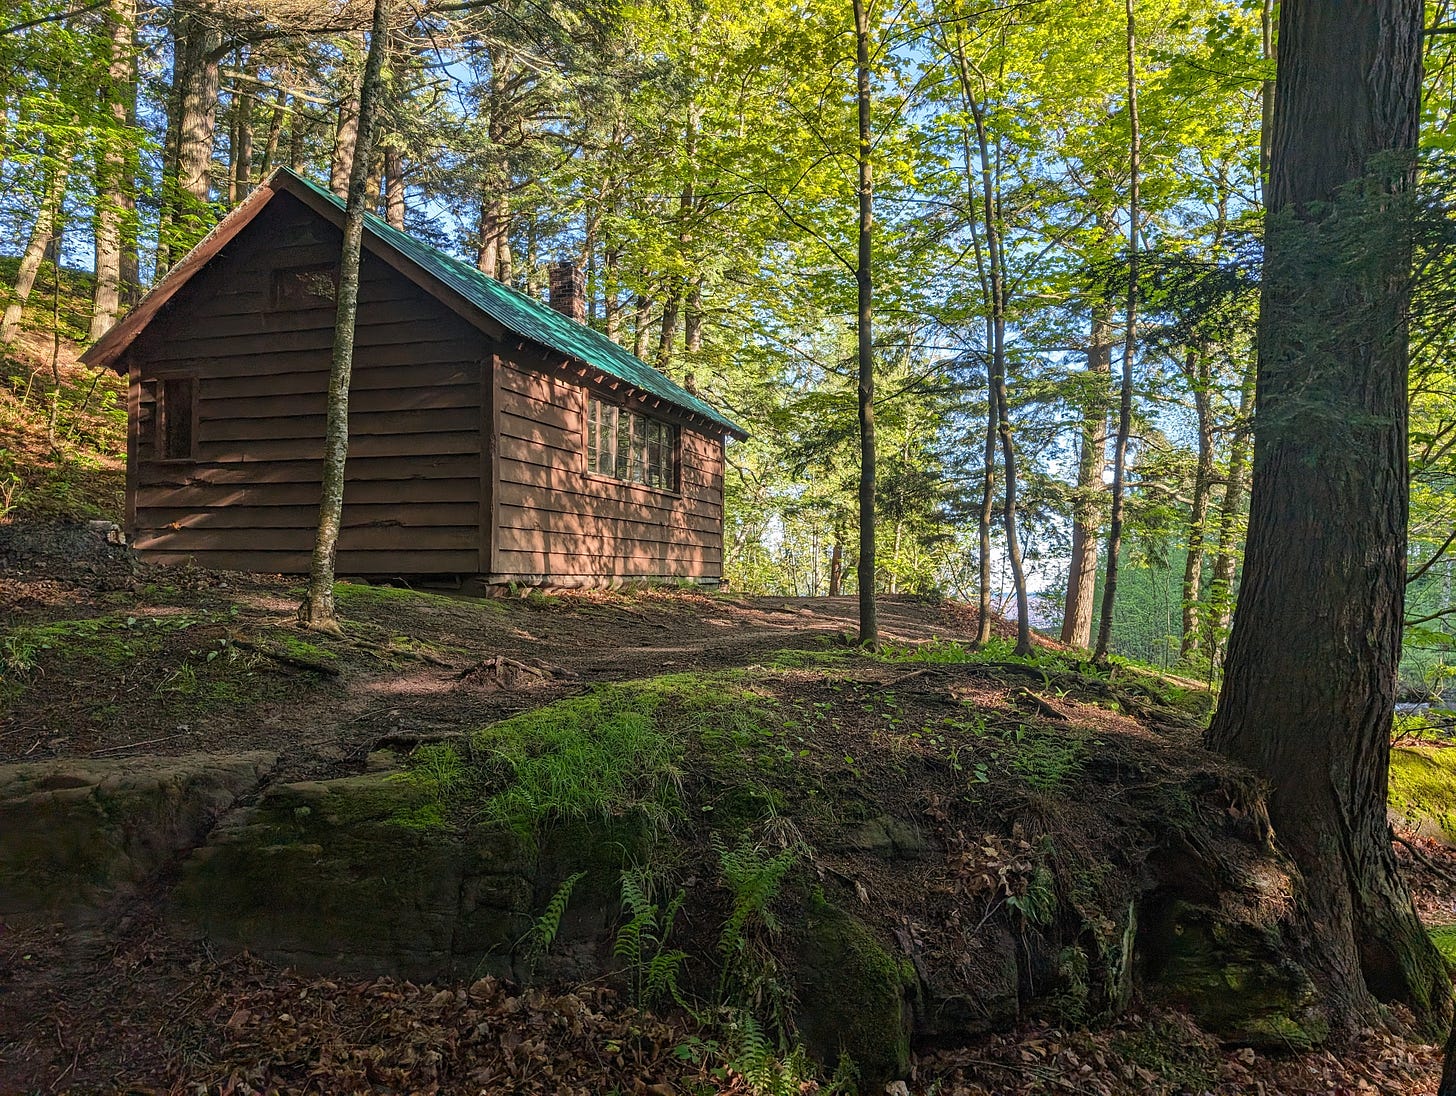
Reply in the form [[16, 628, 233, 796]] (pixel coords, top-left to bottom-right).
[[82, 168, 749, 442]]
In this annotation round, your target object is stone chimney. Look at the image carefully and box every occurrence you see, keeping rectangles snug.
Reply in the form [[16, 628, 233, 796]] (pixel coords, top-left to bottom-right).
[[547, 262, 586, 324]]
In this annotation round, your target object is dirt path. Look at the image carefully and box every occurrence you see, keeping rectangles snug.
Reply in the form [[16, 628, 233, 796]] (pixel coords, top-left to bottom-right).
[[1, 555, 1007, 783]]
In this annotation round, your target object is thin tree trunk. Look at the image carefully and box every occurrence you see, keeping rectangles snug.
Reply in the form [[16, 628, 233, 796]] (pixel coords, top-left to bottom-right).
[[1207, 369, 1253, 651], [968, 102, 1031, 656], [604, 245, 622, 342], [657, 289, 681, 372], [633, 295, 651, 359], [383, 144, 405, 228], [299, 0, 390, 632], [686, 282, 703, 352], [3, 149, 71, 345], [288, 101, 307, 171], [1207, 0, 1445, 1031], [230, 75, 254, 202], [258, 87, 285, 176], [1179, 348, 1215, 659], [828, 536, 843, 598], [853, 0, 877, 647], [89, 0, 134, 342], [329, 37, 363, 199], [1093, 0, 1141, 663], [1061, 227, 1114, 648]]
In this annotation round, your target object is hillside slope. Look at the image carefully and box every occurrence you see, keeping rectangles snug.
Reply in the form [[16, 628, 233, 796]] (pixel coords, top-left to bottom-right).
[[0, 260, 125, 524]]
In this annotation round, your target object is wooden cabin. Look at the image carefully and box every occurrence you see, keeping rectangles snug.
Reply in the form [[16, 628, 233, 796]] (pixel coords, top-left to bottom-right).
[[81, 168, 746, 587]]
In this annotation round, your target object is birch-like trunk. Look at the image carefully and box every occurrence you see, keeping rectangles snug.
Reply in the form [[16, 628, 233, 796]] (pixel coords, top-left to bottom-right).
[[299, 0, 390, 632]]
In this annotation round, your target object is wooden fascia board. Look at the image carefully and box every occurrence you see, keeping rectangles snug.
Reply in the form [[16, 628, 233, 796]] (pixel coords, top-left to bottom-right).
[[81, 179, 285, 373]]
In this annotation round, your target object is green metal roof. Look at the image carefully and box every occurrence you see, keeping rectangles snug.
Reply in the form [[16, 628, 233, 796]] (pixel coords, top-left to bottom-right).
[[279, 168, 746, 439]]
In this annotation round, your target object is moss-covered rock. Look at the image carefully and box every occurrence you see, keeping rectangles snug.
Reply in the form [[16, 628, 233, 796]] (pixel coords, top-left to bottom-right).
[[787, 894, 918, 1087], [1137, 897, 1326, 1050], [175, 768, 538, 980], [0, 752, 275, 922], [1390, 746, 1456, 844]]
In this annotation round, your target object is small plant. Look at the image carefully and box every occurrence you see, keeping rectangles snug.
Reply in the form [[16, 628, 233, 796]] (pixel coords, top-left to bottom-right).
[[409, 741, 467, 802], [719, 1010, 820, 1096], [526, 870, 586, 962], [614, 867, 689, 1009]]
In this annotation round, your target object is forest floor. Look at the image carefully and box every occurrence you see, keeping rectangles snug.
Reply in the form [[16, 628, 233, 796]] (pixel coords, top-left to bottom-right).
[[3, 305, 1455, 1094], [2, 535, 1456, 1094]]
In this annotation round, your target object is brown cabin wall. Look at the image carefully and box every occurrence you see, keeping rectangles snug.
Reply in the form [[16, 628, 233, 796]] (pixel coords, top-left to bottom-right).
[[490, 357, 726, 584], [125, 192, 486, 575]]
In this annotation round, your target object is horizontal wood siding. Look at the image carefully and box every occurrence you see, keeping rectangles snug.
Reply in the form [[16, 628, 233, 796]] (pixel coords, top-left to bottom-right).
[[127, 191, 483, 574], [492, 359, 726, 583]]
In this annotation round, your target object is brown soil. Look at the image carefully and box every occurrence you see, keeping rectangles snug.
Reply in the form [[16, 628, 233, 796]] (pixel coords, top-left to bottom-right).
[[1, 552, 1452, 1095], [0, 555, 1020, 783]]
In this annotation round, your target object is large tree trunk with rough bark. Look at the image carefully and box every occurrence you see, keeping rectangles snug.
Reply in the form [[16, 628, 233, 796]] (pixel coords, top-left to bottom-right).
[[1206, 0, 1448, 1031], [383, 145, 405, 228]]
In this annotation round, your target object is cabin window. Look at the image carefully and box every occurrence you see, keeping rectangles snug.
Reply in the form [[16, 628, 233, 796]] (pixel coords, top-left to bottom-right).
[[586, 396, 678, 491], [156, 377, 196, 460], [270, 263, 337, 309]]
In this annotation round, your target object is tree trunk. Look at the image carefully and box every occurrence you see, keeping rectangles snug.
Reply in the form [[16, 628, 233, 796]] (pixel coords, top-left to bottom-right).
[[604, 246, 622, 342], [258, 87, 285, 177], [173, 6, 220, 206], [1208, 367, 1254, 649], [656, 289, 681, 373], [230, 73, 254, 202], [162, 1, 222, 267], [329, 37, 364, 199], [1179, 347, 1215, 659], [633, 295, 651, 359], [299, 0, 390, 632], [2, 149, 71, 345], [968, 104, 1030, 656], [1093, 0, 1141, 663], [89, 0, 135, 342], [853, 0, 877, 648], [828, 536, 843, 598], [383, 144, 405, 228], [1206, 0, 1447, 1031], [1061, 238, 1114, 648], [686, 282, 703, 352]]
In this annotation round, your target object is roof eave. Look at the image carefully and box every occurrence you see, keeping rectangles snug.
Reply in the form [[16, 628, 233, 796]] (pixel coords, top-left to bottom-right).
[[80, 175, 286, 373]]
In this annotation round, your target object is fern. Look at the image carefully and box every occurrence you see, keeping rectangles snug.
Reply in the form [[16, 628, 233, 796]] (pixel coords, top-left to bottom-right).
[[614, 866, 689, 1009], [527, 870, 585, 959]]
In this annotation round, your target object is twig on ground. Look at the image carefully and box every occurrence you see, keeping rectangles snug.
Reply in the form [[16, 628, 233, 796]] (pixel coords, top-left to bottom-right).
[[90, 731, 196, 755]]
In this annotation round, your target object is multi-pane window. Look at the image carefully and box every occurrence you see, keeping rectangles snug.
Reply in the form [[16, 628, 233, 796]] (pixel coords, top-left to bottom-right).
[[586, 395, 678, 490]]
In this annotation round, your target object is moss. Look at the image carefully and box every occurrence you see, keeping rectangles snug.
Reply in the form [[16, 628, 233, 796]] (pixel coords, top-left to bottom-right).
[[1390, 747, 1456, 843], [272, 634, 338, 662], [332, 581, 504, 614], [1139, 898, 1327, 1050], [1429, 924, 1456, 969], [1107, 1018, 1220, 1091], [788, 893, 916, 1087]]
